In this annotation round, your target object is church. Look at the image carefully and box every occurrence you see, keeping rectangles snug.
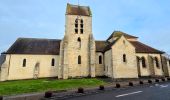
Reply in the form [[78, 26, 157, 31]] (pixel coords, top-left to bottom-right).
[[0, 3, 170, 81]]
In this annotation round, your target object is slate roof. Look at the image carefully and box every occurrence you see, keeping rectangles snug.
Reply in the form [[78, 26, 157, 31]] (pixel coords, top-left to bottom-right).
[[130, 41, 164, 54], [107, 31, 138, 41], [5, 38, 61, 55], [66, 3, 92, 16], [95, 41, 108, 52], [4, 36, 163, 55], [103, 37, 121, 52], [4, 38, 108, 54]]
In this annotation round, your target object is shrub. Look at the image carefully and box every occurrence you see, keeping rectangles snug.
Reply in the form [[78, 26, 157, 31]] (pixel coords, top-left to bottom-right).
[[155, 79, 159, 82], [139, 81, 143, 84], [99, 85, 105, 90], [116, 83, 120, 88], [129, 82, 133, 86], [148, 80, 152, 84], [77, 87, 84, 93], [44, 91, 53, 98]]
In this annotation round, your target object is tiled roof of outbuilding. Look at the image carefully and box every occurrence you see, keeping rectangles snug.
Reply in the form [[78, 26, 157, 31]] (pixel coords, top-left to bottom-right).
[[66, 3, 92, 16], [5, 38, 61, 55], [130, 41, 164, 54]]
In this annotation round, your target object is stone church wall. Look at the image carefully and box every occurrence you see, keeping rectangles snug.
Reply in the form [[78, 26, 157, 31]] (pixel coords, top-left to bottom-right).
[[166, 59, 170, 76], [104, 50, 113, 77], [95, 52, 104, 76], [0, 55, 10, 81], [6, 54, 59, 80], [136, 54, 151, 76], [161, 56, 170, 77], [111, 36, 138, 78], [149, 54, 163, 76], [63, 15, 93, 78], [136, 53, 163, 77]]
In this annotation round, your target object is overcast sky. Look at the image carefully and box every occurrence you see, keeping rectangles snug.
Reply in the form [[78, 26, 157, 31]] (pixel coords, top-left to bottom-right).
[[0, 0, 170, 54]]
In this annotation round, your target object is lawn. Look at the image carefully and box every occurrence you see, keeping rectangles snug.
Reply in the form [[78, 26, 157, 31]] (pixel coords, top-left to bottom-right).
[[0, 78, 107, 96]]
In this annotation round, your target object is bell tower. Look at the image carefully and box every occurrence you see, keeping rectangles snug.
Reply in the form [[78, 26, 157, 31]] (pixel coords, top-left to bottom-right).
[[59, 3, 96, 79]]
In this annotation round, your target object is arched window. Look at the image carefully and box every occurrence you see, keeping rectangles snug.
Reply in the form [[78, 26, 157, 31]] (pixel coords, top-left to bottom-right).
[[77, 37, 81, 48], [80, 19, 83, 23], [141, 57, 146, 68], [23, 59, 26, 67], [169, 60, 170, 66], [99, 55, 102, 64], [51, 58, 55, 66], [123, 54, 126, 62], [80, 29, 83, 34], [80, 19, 83, 28], [75, 19, 78, 27], [75, 19, 78, 34], [80, 19, 83, 34], [155, 57, 159, 68], [78, 55, 81, 64]]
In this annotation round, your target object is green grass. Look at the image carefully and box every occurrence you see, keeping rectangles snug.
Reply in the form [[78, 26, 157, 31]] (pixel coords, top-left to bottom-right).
[[0, 78, 106, 96]]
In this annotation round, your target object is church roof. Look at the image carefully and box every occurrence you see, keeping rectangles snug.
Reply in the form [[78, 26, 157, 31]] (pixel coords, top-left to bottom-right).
[[103, 38, 121, 52], [5, 38, 61, 55], [102, 35, 164, 54], [107, 31, 138, 41], [130, 41, 164, 54], [66, 3, 92, 16], [4, 38, 109, 54], [4, 37, 164, 55], [95, 41, 108, 52], [102, 40, 164, 54]]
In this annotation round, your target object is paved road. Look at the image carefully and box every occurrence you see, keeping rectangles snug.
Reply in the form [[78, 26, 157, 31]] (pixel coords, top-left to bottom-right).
[[67, 82, 170, 100]]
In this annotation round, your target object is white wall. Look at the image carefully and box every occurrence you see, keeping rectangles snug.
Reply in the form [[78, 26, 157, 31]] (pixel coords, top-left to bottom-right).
[[104, 50, 113, 77], [112, 36, 138, 78], [136, 53, 163, 77], [95, 52, 104, 76], [7, 54, 59, 80]]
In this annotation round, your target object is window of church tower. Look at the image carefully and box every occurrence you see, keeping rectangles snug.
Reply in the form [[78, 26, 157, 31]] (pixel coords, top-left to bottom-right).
[[77, 37, 81, 48], [80, 29, 83, 34], [78, 55, 81, 64], [123, 54, 127, 62], [81, 19, 83, 23], [80, 24, 83, 28], [75, 29, 78, 34], [155, 57, 159, 68], [75, 24, 78, 28], [169, 60, 170, 66], [75, 19, 78, 34], [23, 59, 26, 67], [51, 58, 55, 66], [99, 55, 102, 64], [80, 19, 83, 34], [141, 57, 146, 68]]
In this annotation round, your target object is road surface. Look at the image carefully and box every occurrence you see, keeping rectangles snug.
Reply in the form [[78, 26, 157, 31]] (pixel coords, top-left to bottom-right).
[[67, 82, 170, 100]]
